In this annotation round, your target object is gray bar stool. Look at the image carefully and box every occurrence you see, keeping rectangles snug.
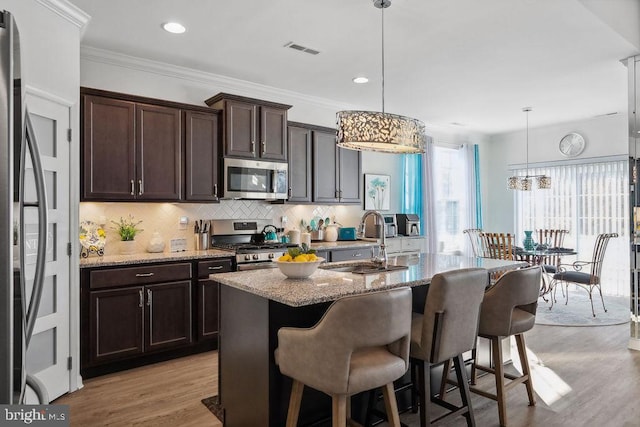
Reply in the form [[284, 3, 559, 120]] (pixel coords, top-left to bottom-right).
[[469, 266, 541, 426], [275, 287, 412, 427], [410, 268, 489, 427]]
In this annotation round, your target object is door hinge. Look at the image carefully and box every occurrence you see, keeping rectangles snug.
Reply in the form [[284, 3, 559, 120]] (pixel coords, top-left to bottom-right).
[[67, 128, 72, 142], [67, 356, 72, 370], [67, 242, 72, 256]]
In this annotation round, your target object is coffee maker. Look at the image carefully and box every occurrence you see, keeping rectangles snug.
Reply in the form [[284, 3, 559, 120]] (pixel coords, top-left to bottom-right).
[[396, 214, 421, 236]]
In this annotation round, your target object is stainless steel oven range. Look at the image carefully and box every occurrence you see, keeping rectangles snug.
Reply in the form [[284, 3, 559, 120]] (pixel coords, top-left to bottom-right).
[[210, 219, 297, 271]]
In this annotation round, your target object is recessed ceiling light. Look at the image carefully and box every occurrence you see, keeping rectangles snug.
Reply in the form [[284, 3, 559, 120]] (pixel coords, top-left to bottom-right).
[[352, 76, 369, 84], [162, 22, 186, 34]]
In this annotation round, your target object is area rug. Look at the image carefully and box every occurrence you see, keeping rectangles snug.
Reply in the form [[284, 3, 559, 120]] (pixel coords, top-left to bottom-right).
[[201, 395, 223, 423], [536, 290, 629, 326]]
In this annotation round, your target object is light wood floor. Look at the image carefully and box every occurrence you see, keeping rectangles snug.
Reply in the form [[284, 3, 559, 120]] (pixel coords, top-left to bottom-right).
[[55, 321, 640, 426]]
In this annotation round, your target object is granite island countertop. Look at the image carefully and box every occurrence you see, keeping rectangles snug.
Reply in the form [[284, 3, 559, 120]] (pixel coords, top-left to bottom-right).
[[79, 249, 236, 268], [212, 253, 527, 307]]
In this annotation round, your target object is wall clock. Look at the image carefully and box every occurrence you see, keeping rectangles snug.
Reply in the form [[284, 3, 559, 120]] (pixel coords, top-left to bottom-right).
[[559, 133, 585, 157]]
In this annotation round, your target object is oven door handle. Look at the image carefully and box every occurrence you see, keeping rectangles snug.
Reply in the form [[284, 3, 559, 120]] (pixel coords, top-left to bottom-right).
[[236, 262, 278, 271]]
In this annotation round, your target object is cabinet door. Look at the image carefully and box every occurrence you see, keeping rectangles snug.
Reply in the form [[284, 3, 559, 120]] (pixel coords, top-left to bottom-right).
[[260, 106, 287, 160], [338, 146, 362, 204], [136, 103, 182, 200], [185, 110, 221, 201], [89, 287, 144, 364], [198, 279, 219, 340], [313, 130, 339, 203], [287, 126, 312, 202], [82, 95, 135, 200], [225, 100, 257, 158], [145, 281, 192, 352]]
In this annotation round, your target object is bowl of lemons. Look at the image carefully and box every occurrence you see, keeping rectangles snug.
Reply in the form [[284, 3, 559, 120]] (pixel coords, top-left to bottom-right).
[[275, 246, 325, 279]]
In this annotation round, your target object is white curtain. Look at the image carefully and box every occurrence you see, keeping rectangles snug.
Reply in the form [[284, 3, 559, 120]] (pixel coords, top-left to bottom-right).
[[513, 158, 629, 296], [423, 138, 438, 253]]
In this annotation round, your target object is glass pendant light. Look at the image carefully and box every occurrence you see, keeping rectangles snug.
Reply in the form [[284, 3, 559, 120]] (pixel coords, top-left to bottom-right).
[[508, 107, 551, 190]]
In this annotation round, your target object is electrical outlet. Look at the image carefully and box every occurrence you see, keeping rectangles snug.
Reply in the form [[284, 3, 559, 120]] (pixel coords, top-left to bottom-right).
[[179, 216, 189, 230], [281, 216, 288, 226]]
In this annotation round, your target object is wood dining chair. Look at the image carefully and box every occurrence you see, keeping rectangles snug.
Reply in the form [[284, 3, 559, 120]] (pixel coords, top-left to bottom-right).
[[535, 229, 569, 274], [480, 232, 515, 281]]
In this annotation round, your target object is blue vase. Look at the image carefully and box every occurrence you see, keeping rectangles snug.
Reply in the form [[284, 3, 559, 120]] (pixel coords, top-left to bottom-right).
[[523, 230, 535, 250]]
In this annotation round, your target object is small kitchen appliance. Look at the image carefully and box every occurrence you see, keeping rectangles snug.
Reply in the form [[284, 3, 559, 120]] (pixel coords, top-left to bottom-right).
[[338, 227, 357, 241], [396, 214, 421, 236]]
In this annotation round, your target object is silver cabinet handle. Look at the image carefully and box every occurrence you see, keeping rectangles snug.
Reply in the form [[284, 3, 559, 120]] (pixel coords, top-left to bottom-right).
[[138, 289, 144, 308], [131, 180, 135, 196], [262, 141, 266, 155], [353, 253, 362, 257], [147, 289, 152, 306], [213, 183, 218, 197], [23, 110, 49, 344], [251, 141, 256, 155], [208, 266, 224, 270], [138, 179, 144, 196], [135, 272, 154, 277]]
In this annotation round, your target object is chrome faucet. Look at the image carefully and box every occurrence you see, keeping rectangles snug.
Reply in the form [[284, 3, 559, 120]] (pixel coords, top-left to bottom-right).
[[360, 210, 387, 268]]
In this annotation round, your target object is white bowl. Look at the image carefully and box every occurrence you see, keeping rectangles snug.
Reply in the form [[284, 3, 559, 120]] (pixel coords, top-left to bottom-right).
[[275, 257, 325, 279]]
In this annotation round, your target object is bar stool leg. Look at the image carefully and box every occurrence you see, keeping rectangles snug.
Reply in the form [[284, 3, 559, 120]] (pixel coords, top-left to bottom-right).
[[332, 395, 347, 427], [286, 380, 304, 427], [492, 337, 507, 427], [453, 354, 475, 427], [416, 359, 431, 427], [439, 358, 452, 400], [515, 334, 536, 406], [382, 383, 401, 427]]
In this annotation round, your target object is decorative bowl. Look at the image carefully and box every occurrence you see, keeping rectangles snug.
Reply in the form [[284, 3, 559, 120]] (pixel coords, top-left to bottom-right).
[[275, 257, 325, 279]]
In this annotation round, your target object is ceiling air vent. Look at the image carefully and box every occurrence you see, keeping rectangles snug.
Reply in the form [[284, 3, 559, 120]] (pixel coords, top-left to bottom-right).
[[284, 42, 320, 55]]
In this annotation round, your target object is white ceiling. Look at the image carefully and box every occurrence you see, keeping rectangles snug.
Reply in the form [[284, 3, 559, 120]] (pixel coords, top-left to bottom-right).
[[69, 0, 638, 135]]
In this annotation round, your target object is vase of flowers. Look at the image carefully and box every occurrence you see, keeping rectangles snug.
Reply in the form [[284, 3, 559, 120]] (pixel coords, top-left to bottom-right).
[[111, 215, 143, 255]]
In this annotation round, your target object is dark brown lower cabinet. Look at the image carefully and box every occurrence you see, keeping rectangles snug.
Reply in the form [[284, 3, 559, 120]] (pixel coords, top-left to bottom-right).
[[146, 281, 192, 352], [90, 286, 144, 364], [196, 258, 233, 341], [88, 280, 192, 366]]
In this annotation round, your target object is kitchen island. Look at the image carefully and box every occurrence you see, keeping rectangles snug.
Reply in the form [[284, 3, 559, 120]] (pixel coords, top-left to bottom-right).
[[212, 253, 527, 426]]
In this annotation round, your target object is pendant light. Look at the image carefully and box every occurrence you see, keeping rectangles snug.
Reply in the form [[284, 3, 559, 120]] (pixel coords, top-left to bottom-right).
[[336, 0, 426, 154], [508, 107, 551, 190]]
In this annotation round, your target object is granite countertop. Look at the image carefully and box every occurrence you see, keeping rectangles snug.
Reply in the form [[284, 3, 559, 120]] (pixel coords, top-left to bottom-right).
[[212, 253, 528, 307], [79, 249, 236, 268]]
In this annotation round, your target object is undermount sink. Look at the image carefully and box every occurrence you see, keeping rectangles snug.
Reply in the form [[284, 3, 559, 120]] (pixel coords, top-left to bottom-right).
[[319, 262, 408, 275]]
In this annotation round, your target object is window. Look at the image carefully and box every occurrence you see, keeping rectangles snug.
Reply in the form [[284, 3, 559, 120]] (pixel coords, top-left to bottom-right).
[[433, 145, 470, 254], [513, 158, 629, 296]]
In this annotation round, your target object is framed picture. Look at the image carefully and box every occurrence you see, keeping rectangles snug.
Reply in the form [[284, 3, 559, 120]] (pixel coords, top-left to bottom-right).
[[364, 174, 390, 210]]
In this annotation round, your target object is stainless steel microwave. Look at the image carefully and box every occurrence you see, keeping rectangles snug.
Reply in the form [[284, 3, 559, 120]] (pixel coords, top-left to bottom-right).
[[223, 157, 288, 200]]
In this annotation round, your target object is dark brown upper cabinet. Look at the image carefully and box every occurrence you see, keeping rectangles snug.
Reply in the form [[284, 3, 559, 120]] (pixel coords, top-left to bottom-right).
[[287, 124, 313, 203], [82, 92, 181, 201], [81, 88, 223, 202], [184, 110, 221, 201], [205, 93, 291, 161], [312, 126, 362, 204]]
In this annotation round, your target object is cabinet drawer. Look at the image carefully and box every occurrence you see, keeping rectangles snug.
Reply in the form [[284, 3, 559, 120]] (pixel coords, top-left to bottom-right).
[[402, 238, 424, 252], [197, 258, 233, 278], [331, 247, 373, 262], [90, 263, 192, 290], [385, 238, 402, 254]]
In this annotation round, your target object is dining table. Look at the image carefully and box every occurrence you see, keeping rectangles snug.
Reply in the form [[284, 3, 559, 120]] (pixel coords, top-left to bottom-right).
[[515, 246, 578, 297]]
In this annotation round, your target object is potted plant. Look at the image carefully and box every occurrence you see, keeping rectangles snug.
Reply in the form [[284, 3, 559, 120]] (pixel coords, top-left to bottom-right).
[[111, 215, 143, 254]]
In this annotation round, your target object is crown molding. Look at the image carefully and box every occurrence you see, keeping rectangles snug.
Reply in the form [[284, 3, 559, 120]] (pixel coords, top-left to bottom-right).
[[80, 46, 359, 112], [36, 0, 90, 31]]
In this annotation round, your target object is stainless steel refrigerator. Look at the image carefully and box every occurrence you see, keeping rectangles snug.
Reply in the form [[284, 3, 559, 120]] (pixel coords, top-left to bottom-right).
[[0, 10, 49, 405]]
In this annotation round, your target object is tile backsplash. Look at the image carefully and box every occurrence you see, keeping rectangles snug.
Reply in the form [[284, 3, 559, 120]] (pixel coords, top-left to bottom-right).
[[80, 200, 364, 255]]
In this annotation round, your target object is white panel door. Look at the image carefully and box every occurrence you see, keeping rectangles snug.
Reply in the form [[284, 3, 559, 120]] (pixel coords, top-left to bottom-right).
[[22, 93, 70, 402]]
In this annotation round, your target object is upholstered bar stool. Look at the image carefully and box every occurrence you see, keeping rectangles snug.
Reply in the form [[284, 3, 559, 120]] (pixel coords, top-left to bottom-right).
[[275, 287, 412, 427], [469, 266, 541, 427], [410, 268, 488, 427]]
